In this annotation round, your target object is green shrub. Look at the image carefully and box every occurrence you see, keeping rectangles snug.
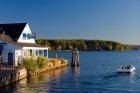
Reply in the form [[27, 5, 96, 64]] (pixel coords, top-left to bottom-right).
[[23, 58, 37, 72], [37, 56, 44, 63], [37, 56, 45, 68], [44, 58, 50, 66], [61, 58, 65, 64]]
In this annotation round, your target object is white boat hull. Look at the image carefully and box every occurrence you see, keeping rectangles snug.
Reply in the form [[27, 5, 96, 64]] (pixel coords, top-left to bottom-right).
[[118, 66, 136, 73]]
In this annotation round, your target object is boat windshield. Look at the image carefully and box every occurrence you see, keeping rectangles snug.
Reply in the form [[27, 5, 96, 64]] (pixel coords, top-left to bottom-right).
[[120, 65, 132, 69]]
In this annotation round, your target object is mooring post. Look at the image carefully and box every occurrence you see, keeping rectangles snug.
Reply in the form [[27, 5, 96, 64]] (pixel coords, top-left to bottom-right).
[[71, 48, 80, 67]]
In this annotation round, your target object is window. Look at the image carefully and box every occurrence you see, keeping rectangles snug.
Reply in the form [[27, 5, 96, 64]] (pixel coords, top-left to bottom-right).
[[27, 33, 30, 40], [0, 45, 3, 55], [44, 50, 47, 57], [30, 50, 32, 56], [39, 50, 42, 55], [36, 50, 38, 56], [22, 33, 31, 40], [22, 33, 26, 40]]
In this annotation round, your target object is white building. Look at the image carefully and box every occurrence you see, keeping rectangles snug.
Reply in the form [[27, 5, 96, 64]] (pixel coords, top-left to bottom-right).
[[0, 23, 48, 66]]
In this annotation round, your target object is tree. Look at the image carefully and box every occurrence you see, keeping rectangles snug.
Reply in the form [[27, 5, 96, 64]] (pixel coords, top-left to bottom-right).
[[36, 39, 46, 45], [36, 39, 130, 51], [106, 43, 113, 51], [77, 40, 87, 50]]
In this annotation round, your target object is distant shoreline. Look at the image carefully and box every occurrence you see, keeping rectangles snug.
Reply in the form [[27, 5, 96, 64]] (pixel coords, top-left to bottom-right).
[[36, 39, 140, 51], [49, 50, 135, 52]]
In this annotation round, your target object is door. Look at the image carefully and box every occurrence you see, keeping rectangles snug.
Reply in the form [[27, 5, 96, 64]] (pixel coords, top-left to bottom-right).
[[8, 52, 13, 65]]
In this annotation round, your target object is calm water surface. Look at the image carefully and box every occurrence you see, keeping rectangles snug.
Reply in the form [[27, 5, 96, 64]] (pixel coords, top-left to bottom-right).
[[1, 51, 140, 93]]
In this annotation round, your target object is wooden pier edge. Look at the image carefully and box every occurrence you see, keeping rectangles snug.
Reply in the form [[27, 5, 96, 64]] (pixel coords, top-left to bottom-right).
[[0, 62, 68, 88]]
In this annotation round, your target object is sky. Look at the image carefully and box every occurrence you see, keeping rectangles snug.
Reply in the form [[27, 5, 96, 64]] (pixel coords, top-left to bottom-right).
[[0, 0, 140, 45]]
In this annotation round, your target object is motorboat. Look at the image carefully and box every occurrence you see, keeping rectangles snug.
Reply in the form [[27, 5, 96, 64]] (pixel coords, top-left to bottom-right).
[[118, 65, 136, 73]]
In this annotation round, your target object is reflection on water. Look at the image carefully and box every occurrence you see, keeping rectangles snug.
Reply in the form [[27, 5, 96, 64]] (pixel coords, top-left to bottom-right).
[[1, 51, 140, 93], [49, 67, 68, 80], [103, 72, 137, 82], [72, 66, 80, 76], [71, 67, 81, 92], [0, 67, 68, 93]]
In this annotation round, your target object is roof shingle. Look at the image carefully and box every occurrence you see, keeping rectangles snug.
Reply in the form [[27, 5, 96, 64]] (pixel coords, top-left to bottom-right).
[[0, 23, 26, 41]]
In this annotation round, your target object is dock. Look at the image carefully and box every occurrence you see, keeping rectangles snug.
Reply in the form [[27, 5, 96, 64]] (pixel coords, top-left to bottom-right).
[[0, 58, 68, 87], [0, 66, 27, 87]]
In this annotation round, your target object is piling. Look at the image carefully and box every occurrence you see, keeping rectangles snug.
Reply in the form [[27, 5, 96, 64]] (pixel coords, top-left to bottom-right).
[[71, 48, 80, 67]]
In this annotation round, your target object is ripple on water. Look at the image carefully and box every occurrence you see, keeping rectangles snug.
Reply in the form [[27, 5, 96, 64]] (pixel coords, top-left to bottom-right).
[[1, 51, 140, 93]]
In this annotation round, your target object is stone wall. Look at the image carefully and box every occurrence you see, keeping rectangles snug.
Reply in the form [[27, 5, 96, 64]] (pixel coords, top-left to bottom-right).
[[28, 62, 68, 76], [0, 68, 27, 87]]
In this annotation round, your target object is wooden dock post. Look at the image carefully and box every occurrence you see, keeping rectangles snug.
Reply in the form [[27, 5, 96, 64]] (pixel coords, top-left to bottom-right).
[[71, 48, 79, 67]]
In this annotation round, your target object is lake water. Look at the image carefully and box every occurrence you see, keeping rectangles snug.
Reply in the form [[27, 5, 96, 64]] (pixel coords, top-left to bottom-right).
[[1, 51, 140, 93]]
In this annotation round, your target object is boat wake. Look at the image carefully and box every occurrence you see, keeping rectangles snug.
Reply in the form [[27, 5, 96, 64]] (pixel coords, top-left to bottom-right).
[[103, 71, 136, 79]]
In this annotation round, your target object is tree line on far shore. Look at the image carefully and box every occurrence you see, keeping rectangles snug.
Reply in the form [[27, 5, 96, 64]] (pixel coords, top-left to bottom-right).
[[36, 39, 134, 51], [36, 39, 132, 51]]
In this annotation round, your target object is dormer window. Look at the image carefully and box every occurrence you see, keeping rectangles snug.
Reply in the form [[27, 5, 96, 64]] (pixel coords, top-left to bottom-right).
[[22, 32, 36, 40], [29, 32, 36, 39], [22, 33, 26, 40], [27, 33, 30, 40]]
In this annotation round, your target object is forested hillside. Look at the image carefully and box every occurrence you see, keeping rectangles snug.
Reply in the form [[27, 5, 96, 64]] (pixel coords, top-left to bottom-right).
[[36, 39, 134, 51]]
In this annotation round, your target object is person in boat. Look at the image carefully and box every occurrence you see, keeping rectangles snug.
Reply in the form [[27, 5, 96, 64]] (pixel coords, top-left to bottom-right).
[[121, 65, 125, 69], [126, 66, 130, 69], [127, 65, 133, 69]]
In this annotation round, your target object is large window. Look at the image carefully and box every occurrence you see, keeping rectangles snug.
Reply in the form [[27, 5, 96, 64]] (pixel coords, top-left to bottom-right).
[[0, 45, 3, 55], [27, 33, 30, 40], [30, 50, 32, 56], [39, 50, 42, 55], [36, 50, 38, 56], [22, 33, 31, 40], [22, 33, 26, 40], [44, 50, 47, 57]]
